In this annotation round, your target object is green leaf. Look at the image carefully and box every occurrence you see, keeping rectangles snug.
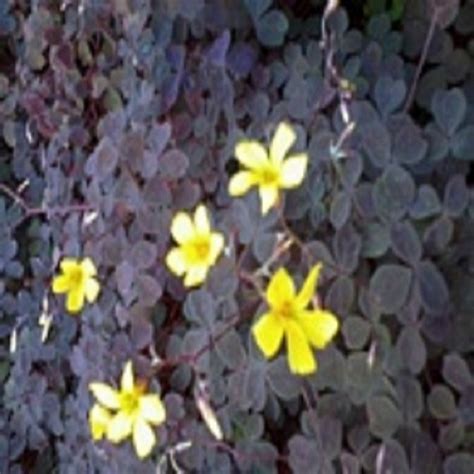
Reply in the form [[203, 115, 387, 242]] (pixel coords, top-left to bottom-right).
[[367, 395, 402, 438], [256, 9, 289, 48], [431, 88, 466, 136], [428, 384, 457, 420], [444, 453, 474, 474], [342, 316, 371, 350], [267, 356, 302, 401], [369, 264, 412, 314], [416, 260, 449, 315], [373, 165, 416, 221], [215, 329, 246, 370], [452, 125, 474, 161], [183, 289, 216, 327], [361, 222, 390, 258], [396, 327, 426, 374], [242, 0, 272, 19], [396, 375, 423, 421], [442, 353, 473, 392], [390, 220, 422, 264]]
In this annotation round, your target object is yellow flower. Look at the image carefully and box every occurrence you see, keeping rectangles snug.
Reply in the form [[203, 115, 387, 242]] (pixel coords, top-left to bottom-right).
[[89, 360, 166, 459], [252, 264, 339, 375], [52, 257, 100, 313], [229, 122, 308, 215], [166, 204, 225, 287]]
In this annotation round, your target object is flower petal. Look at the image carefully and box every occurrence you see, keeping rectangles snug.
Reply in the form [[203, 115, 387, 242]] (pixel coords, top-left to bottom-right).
[[295, 263, 322, 310], [286, 321, 316, 375], [228, 171, 258, 196], [184, 265, 208, 287], [252, 312, 284, 358], [171, 212, 195, 244], [280, 153, 308, 188], [138, 394, 166, 425], [85, 277, 100, 303], [166, 248, 188, 276], [89, 403, 112, 440], [270, 122, 296, 165], [209, 233, 224, 263], [52, 275, 70, 294], [60, 258, 79, 274], [259, 184, 279, 215], [106, 411, 133, 443], [133, 418, 156, 459], [81, 257, 97, 277], [121, 360, 134, 393], [66, 288, 85, 313], [298, 309, 339, 349], [266, 268, 296, 309], [235, 141, 268, 170], [89, 383, 120, 409], [194, 205, 210, 235]]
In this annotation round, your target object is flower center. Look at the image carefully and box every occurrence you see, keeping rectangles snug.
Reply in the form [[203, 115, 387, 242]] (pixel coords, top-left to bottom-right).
[[119, 390, 141, 416], [277, 300, 295, 320], [192, 238, 211, 260], [259, 166, 280, 186], [68, 267, 84, 287]]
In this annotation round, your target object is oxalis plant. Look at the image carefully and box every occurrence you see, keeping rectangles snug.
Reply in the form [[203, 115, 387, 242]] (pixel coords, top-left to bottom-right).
[[0, 0, 473, 473]]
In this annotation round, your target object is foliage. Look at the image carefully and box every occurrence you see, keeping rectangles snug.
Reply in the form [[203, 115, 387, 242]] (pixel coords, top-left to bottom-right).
[[0, 0, 473, 473]]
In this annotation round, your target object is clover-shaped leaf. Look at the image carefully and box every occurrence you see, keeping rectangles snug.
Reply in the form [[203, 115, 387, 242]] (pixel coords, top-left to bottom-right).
[[416, 260, 450, 315], [442, 353, 473, 392], [409, 184, 442, 219], [390, 220, 422, 264], [342, 316, 371, 350], [396, 375, 423, 421], [243, 0, 288, 48], [374, 76, 406, 118], [431, 88, 467, 136], [452, 125, 474, 161], [396, 327, 426, 374], [367, 395, 402, 438], [373, 164, 415, 221], [183, 289, 216, 327], [443, 174, 469, 217], [369, 264, 412, 314], [428, 384, 457, 420]]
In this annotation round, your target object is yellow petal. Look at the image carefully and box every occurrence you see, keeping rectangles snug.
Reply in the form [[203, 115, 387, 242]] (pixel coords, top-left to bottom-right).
[[81, 257, 97, 277], [89, 382, 120, 409], [208, 233, 224, 263], [295, 263, 322, 310], [252, 312, 284, 358], [171, 212, 195, 244], [138, 394, 166, 425], [89, 403, 112, 440], [133, 418, 156, 459], [280, 153, 308, 188], [52, 275, 70, 294], [235, 141, 268, 170], [66, 288, 85, 313], [184, 264, 208, 287], [85, 277, 100, 303], [266, 268, 296, 309], [259, 184, 279, 215], [298, 309, 339, 349], [194, 205, 210, 235], [166, 248, 188, 276], [60, 258, 79, 274], [228, 171, 258, 196], [286, 321, 316, 375], [121, 360, 134, 393], [270, 122, 296, 165], [106, 411, 133, 443]]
